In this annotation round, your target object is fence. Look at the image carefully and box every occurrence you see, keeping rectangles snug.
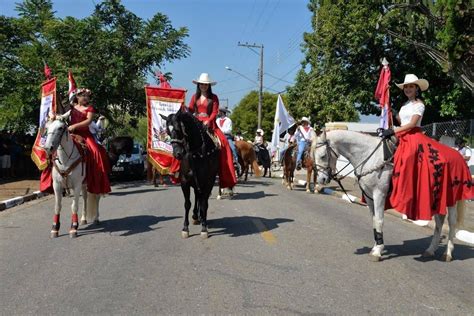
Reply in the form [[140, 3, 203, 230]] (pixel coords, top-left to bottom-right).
[[421, 119, 474, 146]]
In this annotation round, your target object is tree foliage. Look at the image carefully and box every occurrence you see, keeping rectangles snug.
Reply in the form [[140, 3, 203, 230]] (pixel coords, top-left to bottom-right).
[[0, 0, 189, 133], [231, 91, 289, 141], [287, 0, 473, 125]]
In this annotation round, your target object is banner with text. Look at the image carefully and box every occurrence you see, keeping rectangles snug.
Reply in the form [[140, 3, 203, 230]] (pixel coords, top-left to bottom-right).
[[31, 77, 57, 170], [145, 86, 186, 176]]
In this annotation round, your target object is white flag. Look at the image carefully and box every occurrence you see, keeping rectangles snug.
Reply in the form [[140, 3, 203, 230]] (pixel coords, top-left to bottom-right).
[[271, 94, 295, 153]]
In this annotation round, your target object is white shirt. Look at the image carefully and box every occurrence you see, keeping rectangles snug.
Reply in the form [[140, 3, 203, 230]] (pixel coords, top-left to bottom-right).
[[254, 135, 264, 145], [216, 116, 232, 135], [399, 100, 425, 127], [295, 126, 314, 142], [283, 133, 296, 146]]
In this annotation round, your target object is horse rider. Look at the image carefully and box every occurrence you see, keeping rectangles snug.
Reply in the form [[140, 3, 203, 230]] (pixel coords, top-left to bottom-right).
[[381, 74, 473, 220], [234, 130, 244, 142], [216, 105, 241, 174], [41, 88, 111, 195], [295, 117, 314, 170], [254, 129, 265, 147], [455, 137, 472, 165], [187, 73, 237, 190], [279, 123, 297, 164]]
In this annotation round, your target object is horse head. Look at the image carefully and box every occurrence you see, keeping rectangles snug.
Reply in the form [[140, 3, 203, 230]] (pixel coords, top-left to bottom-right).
[[314, 129, 338, 185], [43, 111, 71, 155], [160, 110, 186, 160]]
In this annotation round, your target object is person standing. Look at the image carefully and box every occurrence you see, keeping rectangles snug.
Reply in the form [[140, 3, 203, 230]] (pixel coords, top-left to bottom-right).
[[294, 117, 314, 170], [188, 73, 237, 189], [455, 137, 472, 165]]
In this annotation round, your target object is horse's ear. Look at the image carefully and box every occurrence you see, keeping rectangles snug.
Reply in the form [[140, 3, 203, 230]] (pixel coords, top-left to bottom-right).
[[160, 114, 168, 122], [320, 128, 327, 142], [57, 110, 71, 123]]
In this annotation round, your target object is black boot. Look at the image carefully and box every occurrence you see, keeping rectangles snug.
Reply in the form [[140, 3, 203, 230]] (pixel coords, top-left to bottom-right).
[[296, 161, 302, 170]]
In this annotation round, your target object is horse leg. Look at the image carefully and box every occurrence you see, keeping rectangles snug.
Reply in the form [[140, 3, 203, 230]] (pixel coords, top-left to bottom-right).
[[51, 181, 63, 238], [80, 185, 88, 225], [306, 166, 311, 193], [200, 196, 209, 239], [217, 185, 222, 200], [244, 163, 249, 181], [369, 193, 385, 261], [442, 206, 457, 262], [192, 193, 200, 225], [422, 214, 445, 258], [69, 184, 81, 238], [181, 184, 191, 238]]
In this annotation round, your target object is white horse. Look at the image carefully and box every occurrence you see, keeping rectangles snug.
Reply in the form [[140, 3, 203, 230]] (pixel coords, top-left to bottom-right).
[[43, 111, 100, 238], [313, 129, 464, 261]]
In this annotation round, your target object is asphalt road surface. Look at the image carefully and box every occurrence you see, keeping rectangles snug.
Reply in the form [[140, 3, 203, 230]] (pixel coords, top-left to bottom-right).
[[1, 178, 473, 315]]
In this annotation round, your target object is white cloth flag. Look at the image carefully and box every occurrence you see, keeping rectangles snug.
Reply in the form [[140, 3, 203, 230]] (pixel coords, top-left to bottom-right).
[[270, 94, 295, 153]]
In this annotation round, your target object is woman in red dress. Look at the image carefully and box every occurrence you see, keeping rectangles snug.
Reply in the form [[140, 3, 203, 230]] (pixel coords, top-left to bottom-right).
[[68, 89, 111, 194], [383, 74, 473, 220], [187, 73, 237, 189]]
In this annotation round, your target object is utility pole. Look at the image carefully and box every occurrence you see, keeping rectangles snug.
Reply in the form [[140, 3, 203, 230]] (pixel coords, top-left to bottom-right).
[[238, 42, 264, 129], [220, 98, 229, 109]]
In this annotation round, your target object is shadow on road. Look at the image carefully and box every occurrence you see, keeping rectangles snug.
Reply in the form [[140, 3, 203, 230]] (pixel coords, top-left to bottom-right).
[[236, 179, 274, 187], [231, 191, 277, 200], [354, 236, 474, 261], [209, 215, 294, 238], [81, 215, 181, 237]]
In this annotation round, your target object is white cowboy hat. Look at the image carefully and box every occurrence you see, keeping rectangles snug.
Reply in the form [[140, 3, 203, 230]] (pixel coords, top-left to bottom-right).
[[300, 116, 311, 124], [219, 105, 230, 113], [192, 73, 217, 86], [396, 74, 429, 91], [256, 128, 264, 135]]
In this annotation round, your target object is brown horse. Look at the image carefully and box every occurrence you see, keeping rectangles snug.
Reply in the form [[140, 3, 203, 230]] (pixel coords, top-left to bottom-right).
[[283, 144, 318, 192], [235, 140, 262, 181]]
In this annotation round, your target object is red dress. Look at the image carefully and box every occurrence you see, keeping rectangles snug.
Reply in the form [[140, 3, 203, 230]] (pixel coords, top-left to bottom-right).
[[389, 128, 473, 220], [188, 94, 237, 189], [40, 106, 111, 194]]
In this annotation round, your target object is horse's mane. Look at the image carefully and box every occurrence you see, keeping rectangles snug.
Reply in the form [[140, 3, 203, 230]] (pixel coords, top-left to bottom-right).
[[177, 111, 216, 151]]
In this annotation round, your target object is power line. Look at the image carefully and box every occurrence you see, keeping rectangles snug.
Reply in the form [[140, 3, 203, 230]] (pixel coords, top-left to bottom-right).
[[264, 72, 293, 84], [266, 63, 302, 89]]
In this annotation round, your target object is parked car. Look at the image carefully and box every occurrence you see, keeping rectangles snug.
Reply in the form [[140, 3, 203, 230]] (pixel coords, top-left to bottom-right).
[[111, 143, 146, 179]]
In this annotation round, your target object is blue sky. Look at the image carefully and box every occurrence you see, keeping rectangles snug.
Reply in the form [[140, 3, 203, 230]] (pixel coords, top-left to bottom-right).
[[1, 0, 378, 122]]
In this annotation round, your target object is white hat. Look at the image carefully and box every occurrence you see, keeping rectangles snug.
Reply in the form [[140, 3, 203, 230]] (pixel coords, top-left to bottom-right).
[[396, 74, 429, 91], [192, 73, 216, 86], [256, 128, 264, 135], [300, 117, 311, 124], [219, 105, 230, 113]]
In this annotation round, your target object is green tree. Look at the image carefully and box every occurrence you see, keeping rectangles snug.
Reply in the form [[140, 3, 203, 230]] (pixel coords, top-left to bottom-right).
[[0, 0, 189, 133], [231, 91, 289, 141], [288, 1, 472, 125]]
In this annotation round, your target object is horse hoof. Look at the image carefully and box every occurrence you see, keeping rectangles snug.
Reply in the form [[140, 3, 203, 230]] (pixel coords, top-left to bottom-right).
[[80, 220, 87, 225], [441, 254, 453, 262], [216, 195, 222, 200], [421, 251, 434, 258], [200, 231, 208, 239], [69, 230, 77, 238], [93, 219, 100, 225], [50, 231, 59, 238], [181, 231, 189, 239], [368, 254, 382, 262], [306, 189, 312, 193]]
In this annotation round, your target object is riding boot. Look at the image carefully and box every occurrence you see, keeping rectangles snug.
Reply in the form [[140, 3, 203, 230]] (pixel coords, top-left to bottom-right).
[[296, 161, 302, 170]]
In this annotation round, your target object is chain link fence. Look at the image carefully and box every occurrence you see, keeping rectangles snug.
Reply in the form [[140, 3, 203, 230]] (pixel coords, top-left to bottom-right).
[[422, 119, 474, 146]]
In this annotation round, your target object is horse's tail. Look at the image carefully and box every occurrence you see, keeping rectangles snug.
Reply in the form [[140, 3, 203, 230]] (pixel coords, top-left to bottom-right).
[[252, 159, 262, 177], [86, 193, 99, 222]]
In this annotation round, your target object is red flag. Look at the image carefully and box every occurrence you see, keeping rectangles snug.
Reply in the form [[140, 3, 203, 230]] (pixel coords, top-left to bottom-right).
[[375, 59, 392, 128], [68, 70, 77, 101], [43, 62, 52, 79], [156, 71, 172, 89]]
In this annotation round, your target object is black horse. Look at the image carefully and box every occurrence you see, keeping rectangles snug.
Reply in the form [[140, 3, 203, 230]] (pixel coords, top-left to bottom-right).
[[108, 136, 134, 167], [254, 144, 271, 177], [161, 110, 219, 238]]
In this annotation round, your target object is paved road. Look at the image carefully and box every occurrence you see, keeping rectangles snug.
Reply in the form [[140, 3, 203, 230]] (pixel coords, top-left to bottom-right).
[[1, 178, 473, 315]]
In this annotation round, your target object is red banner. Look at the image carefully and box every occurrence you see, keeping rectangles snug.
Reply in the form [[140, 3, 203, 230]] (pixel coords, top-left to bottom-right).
[[145, 86, 186, 176], [31, 77, 57, 170]]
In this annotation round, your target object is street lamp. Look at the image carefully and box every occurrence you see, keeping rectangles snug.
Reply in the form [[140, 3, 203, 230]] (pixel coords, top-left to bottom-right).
[[225, 66, 258, 85]]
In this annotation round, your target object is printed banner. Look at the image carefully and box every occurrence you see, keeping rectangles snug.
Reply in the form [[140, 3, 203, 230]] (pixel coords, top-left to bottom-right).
[[31, 77, 57, 170], [145, 86, 186, 175]]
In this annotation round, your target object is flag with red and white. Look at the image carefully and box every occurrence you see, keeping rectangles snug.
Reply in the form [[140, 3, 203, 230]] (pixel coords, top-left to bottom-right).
[[68, 70, 77, 102]]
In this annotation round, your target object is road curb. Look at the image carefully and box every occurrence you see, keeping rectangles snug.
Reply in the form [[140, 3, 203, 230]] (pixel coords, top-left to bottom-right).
[[0, 191, 48, 212]]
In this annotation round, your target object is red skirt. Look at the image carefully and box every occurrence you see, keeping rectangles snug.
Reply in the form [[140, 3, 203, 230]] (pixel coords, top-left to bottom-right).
[[40, 134, 111, 195], [214, 128, 237, 189], [389, 128, 473, 220]]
